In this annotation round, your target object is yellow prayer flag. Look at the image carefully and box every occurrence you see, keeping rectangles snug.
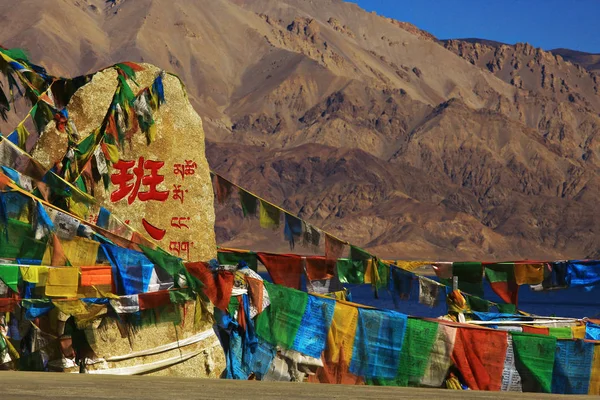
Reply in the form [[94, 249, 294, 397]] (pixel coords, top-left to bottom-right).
[[20, 266, 49, 284], [589, 344, 600, 395], [259, 200, 280, 229], [45, 267, 79, 298], [572, 324, 586, 339], [61, 237, 100, 266], [393, 261, 434, 272], [327, 302, 358, 366], [103, 142, 120, 163], [53, 299, 87, 317], [514, 263, 544, 285]]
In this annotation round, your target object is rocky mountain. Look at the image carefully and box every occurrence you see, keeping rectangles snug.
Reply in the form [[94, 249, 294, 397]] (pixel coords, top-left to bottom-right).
[[0, 0, 597, 260]]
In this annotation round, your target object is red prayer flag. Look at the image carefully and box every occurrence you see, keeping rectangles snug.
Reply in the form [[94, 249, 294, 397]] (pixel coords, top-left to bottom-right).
[[522, 326, 550, 336], [184, 262, 234, 310], [451, 328, 508, 391], [138, 290, 171, 310], [257, 252, 304, 290], [246, 276, 264, 315], [305, 256, 336, 281], [325, 234, 345, 260]]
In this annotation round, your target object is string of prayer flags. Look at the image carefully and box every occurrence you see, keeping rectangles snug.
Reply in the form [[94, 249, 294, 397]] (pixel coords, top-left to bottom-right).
[[80, 266, 112, 287], [326, 301, 359, 366], [589, 345, 600, 395], [484, 263, 519, 305], [283, 213, 302, 249], [102, 244, 154, 295], [184, 262, 234, 310], [259, 200, 280, 229]]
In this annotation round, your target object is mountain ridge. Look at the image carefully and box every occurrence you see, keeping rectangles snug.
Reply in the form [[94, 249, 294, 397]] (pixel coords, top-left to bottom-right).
[[0, 0, 597, 259]]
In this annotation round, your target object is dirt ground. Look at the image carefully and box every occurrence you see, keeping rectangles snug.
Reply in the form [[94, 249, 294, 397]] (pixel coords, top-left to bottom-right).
[[1, 372, 586, 399]]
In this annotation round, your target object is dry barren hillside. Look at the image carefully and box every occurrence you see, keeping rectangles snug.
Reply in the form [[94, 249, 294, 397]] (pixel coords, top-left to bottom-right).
[[0, 0, 597, 260]]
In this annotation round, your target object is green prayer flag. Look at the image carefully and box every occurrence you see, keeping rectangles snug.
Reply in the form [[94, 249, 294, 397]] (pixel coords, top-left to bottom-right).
[[19, 236, 48, 261], [377, 260, 390, 289], [0, 219, 35, 259], [217, 250, 257, 272], [0, 264, 19, 292], [169, 289, 194, 305], [16, 123, 30, 149], [140, 244, 184, 277], [467, 295, 490, 312], [511, 332, 556, 393], [549, 327, 573, 340], [239, 189, 257, 217], [255, 282, 308, 349], [452, 262, 484, 297], [371, 318, 439, 387], [349, 245, 372, 260], [497, 303, 517, 314], [337, 258, 366, 284]]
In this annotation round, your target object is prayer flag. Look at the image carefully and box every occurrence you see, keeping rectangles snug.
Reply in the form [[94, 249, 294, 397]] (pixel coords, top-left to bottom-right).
[[552, 340, 594, 394], [350, 309, 408, 379], [256, 282, 308, 349], [292, 295, 335, 358], [452, 262, 484, 297], [510, 332, 556, 393], [259, 200, 280, 229], [421, 324, 456, 387], [485, 263, 519, 304], [45, 267, 79, 298], [514, 263, 544, 285], [451, 327, 507, 391], [257, 253, 304, 290]]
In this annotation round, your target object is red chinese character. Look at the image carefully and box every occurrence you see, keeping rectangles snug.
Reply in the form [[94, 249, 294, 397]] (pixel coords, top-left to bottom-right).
[[110, 157, 170, 204], [138, 159, 169, 202], [110, 160, 136, 203]]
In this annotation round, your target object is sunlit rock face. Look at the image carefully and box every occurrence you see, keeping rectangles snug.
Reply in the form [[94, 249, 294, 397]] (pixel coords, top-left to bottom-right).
[[32, 63, 217, 261]]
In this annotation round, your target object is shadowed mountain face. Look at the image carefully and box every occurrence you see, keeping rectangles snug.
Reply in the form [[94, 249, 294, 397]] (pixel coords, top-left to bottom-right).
[[0, 0, 597, 260]]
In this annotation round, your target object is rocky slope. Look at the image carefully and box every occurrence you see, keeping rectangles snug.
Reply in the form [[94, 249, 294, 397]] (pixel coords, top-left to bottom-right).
[[0, 0, 597, 260]]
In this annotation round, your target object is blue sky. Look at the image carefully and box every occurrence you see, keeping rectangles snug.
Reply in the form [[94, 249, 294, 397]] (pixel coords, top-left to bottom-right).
[[352, 0, 600, 53]]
